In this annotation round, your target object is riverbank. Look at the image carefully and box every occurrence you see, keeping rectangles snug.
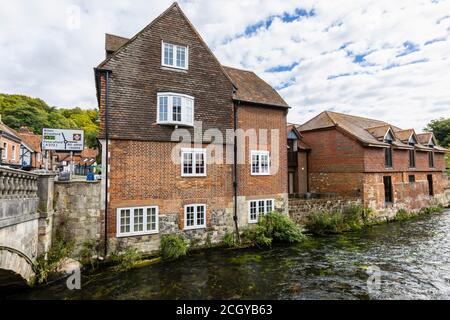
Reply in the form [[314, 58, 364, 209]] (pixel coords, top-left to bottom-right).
[[9, 210, 450, 299], [5, 208, 450, 300]]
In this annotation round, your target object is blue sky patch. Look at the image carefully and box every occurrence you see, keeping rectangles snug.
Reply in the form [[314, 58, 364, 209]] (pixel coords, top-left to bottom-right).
[[244, 7, 314, 36], [266, 62, 299, 73], [396, 41, 420, 57]]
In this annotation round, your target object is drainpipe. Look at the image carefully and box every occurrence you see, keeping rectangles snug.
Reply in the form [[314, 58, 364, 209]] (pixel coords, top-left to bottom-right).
[[104, 70, 111, 257], [95, 68, 111, 257], [233, 100, 241, 243]]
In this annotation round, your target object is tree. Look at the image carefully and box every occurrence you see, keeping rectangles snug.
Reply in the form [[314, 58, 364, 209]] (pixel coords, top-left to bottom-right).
[[424, 118, 450, 147], [0, 93, 99, 148]]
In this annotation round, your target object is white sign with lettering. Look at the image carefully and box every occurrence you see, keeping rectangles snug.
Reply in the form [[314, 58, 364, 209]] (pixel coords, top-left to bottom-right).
[[42, 128, 84, 151]]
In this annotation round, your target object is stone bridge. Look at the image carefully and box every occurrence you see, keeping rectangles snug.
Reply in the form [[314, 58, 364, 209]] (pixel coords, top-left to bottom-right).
[[0, 167, 54, 291]]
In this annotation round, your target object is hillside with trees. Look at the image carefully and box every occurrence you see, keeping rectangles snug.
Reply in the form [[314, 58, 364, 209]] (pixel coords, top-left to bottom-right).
[[0, 93, 99, 148]]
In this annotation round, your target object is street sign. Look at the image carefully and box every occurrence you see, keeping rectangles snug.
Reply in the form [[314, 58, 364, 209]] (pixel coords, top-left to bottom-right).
[[42, 128, 84, 151]]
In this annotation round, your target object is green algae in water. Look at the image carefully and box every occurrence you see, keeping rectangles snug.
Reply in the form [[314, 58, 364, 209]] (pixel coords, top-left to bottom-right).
[[228, 254, 263, 264]]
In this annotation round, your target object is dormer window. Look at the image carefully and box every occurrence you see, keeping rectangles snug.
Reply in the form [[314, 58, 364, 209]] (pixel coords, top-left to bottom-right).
[[162, 42, 188, 70], [157, 93, 194, 126]]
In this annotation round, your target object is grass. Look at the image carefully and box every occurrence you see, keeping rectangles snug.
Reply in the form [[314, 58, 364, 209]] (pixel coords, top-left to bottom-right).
[[108, 247, 142, 272]]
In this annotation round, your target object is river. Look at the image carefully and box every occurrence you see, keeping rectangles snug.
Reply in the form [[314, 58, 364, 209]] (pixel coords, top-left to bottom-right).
[[7, 210, 450, 300]]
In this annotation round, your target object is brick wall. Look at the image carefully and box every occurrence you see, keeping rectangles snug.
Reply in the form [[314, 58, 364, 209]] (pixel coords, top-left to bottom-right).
[[106, 139, 235, 252], [237, 104, 288, 197], [301, 128, 365, 173]]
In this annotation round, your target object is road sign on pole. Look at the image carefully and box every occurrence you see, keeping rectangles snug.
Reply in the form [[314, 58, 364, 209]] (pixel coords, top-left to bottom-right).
[[42, 128, 84, 151]]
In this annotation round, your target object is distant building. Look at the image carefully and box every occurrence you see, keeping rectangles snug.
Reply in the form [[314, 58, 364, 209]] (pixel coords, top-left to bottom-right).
[[295, 111, 449, 212], [16, 127, 44, 170], [0, 118, 22, 169]]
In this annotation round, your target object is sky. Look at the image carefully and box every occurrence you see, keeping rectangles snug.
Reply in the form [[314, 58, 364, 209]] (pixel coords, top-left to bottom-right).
[[0, 0, 449, 131]]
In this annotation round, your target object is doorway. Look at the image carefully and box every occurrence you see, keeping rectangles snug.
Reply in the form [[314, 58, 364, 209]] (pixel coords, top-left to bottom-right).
[[383, 176, 393, 203], [427, 174, 433, 196], [288, 172, 295, 194]]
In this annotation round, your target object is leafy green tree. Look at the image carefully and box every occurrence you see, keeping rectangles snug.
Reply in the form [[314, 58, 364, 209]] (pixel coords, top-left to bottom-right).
[[424, 118, 450, 147], [0, 93, 99, 148]]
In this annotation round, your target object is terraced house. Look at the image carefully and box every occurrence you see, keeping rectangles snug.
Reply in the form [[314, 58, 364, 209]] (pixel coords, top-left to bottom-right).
[[296, 111, 448, 215], [94, 3, 288, 253]]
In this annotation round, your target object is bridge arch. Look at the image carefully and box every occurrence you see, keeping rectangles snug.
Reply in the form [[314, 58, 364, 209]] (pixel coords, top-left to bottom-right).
[[0, 246, 35, 289]]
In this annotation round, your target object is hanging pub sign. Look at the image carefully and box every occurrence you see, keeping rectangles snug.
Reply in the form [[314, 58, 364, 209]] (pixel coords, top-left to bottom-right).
[[42, 128, 84, 151]]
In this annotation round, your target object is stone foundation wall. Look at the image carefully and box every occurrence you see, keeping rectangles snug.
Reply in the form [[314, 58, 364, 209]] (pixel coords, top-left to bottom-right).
[[53, 181, 102, 257], [288, 197, 362, 224]]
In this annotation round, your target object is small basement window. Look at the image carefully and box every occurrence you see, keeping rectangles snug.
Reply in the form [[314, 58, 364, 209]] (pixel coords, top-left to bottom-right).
[[248, 199, 274, 223], [184, 204, 206, 230], [117, 206, 158, 237], [408, 175, 415, 183]]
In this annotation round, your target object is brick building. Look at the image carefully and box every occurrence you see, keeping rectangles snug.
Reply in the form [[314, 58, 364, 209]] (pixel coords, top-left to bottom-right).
[[0, 120, 21, 169], [296, 111, 448, 214], [94, 3, 288, 253], [16, 127, 43, 170]]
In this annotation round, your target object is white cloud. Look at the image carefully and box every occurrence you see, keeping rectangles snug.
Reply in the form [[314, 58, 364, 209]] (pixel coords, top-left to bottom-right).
[[0, 0, 449, 131]]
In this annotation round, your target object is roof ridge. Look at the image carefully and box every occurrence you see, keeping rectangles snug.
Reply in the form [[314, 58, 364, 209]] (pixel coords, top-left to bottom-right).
[[222, 65, 255, 73], [326, 110, 388, 125]]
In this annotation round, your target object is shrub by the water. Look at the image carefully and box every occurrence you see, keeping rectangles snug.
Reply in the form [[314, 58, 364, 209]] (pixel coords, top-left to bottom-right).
[[222, 232, 238, 248], [160, 234, 188, 261], [109, 247, 142, 272], [242, 212, 305, 248], [305, 204, 366, 235]]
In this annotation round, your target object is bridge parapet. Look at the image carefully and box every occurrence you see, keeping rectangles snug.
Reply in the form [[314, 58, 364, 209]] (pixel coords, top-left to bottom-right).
[[0, 167, 39, 227], [0, 167, 56, 286]]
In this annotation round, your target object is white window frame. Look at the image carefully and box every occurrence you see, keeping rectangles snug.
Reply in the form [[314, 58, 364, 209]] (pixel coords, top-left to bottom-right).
[[11, 145, 16, 161], [184, 204, 206, 230], [116, 206, 159, 237], [248, 199, 275, 224], [250, 150, 270, 176], [2, 142, 7, 159], [157, 92, 194, 126], [181, 148, 206, 177], [161, 41, 189, 70]]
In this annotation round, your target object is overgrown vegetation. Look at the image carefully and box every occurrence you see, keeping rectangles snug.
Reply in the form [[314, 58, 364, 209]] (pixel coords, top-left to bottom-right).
[[160, 234, 188, 261], [79, 239, 104, 270], [305, 204, 368, 235], [33, 216, 75, 284], [222, 232, 237, 248], [0, 93, 99, 148], [108, 247, 142, 272], [242, 212, 305, 248], [392, 205, 445, 221]]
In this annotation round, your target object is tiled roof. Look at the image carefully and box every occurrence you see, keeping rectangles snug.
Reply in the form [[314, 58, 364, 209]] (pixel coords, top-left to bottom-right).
[[297, 111, 448, 152], [17, 127, 41, 152], [222, 66, 289, 108], [416, 133, 433, 145], [105, 34, 129, 55], [0, 122, 21, 142], [394, 129, 415, 142]]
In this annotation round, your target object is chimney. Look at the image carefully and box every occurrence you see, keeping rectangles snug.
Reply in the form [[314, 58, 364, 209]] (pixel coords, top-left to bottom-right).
[[105, 33, 129, 58]]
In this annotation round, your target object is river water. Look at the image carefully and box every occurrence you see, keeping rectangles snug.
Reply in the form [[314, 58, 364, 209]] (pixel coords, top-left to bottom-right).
[[8, 210, 450, 300]]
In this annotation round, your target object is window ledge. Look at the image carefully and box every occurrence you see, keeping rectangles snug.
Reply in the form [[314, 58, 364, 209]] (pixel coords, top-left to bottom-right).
[[161, 66, 188, 73], [157, 121, 194, 127], [251, 173, 271, 176], [184, 226, 206, 231], [181, 174, 207, 178], [116, 230, 159, 238]]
